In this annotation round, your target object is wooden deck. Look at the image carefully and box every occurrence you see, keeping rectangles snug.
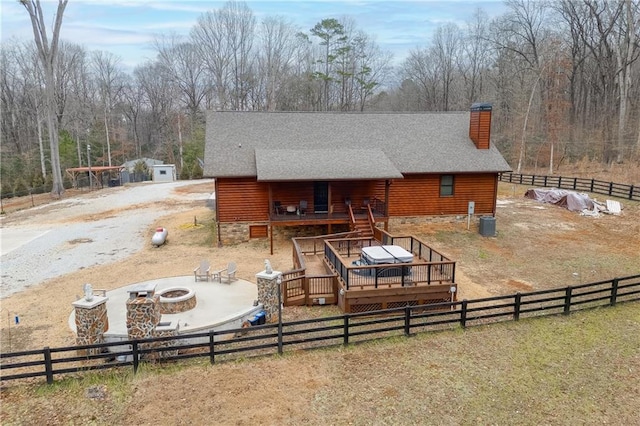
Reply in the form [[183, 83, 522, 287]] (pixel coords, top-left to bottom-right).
[[283, 233, 457, 313]]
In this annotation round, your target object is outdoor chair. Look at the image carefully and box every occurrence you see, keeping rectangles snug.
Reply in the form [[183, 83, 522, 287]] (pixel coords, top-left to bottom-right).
[[213, 261, 237, 283], [274, 201, 283, 216], [361, 197, 370, 210], [194, 260, 211, 282], [299, 200, 307, 215]]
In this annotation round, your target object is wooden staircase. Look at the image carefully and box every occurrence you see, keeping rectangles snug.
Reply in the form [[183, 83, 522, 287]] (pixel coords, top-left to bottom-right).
[[352, 215, 374, 238]]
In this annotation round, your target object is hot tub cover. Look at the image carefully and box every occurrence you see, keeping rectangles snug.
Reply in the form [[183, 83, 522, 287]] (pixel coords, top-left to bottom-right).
[[361, 245, 413, 264]]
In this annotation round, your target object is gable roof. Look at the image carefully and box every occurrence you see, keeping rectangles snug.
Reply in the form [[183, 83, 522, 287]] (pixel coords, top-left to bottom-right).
[[204, 111, 511, 180]]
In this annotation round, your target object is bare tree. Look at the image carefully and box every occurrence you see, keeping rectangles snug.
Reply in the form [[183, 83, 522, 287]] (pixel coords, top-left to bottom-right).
[[21, 0, 69, 197], [154, 34, 208, 118], [191, 10, 231, 109], [400, 47, 439, 110], [460, 9, 494, 104], [91, 51, 125, 167], [432, 23, 462, 111], [612, 0, 639, 162], [257, 16, 298, 111]]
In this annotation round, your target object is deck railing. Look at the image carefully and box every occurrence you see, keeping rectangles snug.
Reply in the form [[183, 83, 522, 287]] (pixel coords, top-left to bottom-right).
[[283, 232, 357, 305], [324, 236, 455, 290]]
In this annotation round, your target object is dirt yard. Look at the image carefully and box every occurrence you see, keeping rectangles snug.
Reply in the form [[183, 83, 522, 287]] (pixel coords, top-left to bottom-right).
[[1, 179, 638, 352], [1, 177, 639, 425]]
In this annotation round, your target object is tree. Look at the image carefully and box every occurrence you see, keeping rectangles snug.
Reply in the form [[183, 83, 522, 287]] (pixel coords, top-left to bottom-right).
[[20, 0, 68, 197], [91, 51, 125, 167], [460, 9, 493, 105], [191, 1, 255, 111], [310, 18, 347, 110], [256, 16, 298, 111]]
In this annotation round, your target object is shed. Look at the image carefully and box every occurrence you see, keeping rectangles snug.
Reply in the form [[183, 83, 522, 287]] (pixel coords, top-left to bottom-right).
[[152, 165, 176, 182]]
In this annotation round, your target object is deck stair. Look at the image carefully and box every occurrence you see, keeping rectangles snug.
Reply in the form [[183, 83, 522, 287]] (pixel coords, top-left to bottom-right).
[[352, 216, 374, 239]]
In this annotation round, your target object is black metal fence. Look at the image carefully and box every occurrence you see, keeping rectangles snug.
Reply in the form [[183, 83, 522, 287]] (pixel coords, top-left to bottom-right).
[[499, 172, 639, 201], [1, 274, 639, 385]]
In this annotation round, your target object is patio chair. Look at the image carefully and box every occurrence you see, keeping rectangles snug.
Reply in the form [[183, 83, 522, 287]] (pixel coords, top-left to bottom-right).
[[214, 261, 237, 283], [274, 200, 283, 216], [299, 200, 307, 215], [194, 260, 211, 282], [361, 197, 370, 210]]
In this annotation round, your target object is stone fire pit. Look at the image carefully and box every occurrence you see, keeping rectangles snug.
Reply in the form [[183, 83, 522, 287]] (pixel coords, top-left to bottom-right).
[[158, 287, 196, 314]]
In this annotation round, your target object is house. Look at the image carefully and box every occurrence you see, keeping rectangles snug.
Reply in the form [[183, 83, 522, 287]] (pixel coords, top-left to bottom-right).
[[203, 104, 511, 248]]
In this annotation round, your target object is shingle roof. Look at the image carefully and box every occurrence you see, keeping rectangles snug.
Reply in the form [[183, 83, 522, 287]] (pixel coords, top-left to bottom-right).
[[256, 149, 403, 181], [204, 111, 512, 179]]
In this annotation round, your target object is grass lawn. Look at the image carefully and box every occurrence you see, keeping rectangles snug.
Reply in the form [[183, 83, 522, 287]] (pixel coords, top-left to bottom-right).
[[1, 302, 638, 425]]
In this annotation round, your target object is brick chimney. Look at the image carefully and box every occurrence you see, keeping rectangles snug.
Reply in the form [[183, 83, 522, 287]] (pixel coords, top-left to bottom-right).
[[469, 103, 492, 149]]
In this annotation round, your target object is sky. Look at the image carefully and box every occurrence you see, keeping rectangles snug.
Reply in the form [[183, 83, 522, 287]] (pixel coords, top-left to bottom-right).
[[1, 0, 509, 70]]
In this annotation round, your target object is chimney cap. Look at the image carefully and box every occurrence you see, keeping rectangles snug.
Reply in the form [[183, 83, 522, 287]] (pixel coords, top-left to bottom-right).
[[471, 102, 492, 111]]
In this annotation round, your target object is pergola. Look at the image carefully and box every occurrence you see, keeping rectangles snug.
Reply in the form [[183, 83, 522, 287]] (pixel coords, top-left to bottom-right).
[[65, 166, 124, 189]]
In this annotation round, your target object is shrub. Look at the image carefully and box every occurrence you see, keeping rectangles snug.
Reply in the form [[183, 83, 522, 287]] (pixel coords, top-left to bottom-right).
[[191, 162, 203, 179]]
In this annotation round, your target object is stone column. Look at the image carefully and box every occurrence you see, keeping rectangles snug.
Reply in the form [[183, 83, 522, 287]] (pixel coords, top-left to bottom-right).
[[72, 296, 109, 356], [151, 322, 180, 360], [256, 270, 281, 323], [126, 283, 161, 341]]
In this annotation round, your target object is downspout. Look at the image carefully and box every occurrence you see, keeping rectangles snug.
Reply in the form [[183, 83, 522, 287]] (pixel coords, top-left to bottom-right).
[[492, 174, 499, 217], [269, 183, 273, 255], [215, 179, 222, 247], [384, 180, 391, 231]]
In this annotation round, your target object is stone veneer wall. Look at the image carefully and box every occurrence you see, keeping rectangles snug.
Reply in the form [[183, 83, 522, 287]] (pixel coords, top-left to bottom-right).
[[388, 215, 468, 227], [255, 271, 280, 323], [219, 222, 252, 245], [220, 222, 352, 245], [158, 292, 197, 314], [150, 325, 179, 360], [73, 297, 109, 356], [126, 295, 161, 340], [222, 216, 477, 245]]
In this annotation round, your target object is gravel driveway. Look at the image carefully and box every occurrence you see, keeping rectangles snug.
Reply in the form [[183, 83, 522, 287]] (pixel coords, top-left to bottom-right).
[[0, 180, 214, 298]]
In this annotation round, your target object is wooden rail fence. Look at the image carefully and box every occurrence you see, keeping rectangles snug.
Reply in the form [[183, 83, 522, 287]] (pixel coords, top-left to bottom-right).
[[2, 274, 639, 384], [499, 172, 639, 201]]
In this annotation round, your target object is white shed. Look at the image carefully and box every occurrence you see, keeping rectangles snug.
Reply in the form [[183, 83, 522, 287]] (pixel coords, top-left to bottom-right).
[[152, 164, 176, 182]]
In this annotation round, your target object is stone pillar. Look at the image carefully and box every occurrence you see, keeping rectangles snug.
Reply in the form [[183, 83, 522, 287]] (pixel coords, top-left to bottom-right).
[[151, 321, 180, 360], [126, 283, 161, 341], [72, 296, 109, 356], [256, 270, 281, 323]]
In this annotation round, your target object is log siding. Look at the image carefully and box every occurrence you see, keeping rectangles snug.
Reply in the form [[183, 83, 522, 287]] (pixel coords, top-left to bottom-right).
[[387, 173, 497, 216]]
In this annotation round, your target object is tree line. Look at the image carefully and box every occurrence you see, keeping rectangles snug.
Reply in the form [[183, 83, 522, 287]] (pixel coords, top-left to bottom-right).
[[1, 0, 639, 198]]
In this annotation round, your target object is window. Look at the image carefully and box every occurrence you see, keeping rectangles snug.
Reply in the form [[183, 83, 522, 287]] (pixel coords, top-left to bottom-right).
[[440, 175, 454, 196], [160, 170, 167, 175]]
